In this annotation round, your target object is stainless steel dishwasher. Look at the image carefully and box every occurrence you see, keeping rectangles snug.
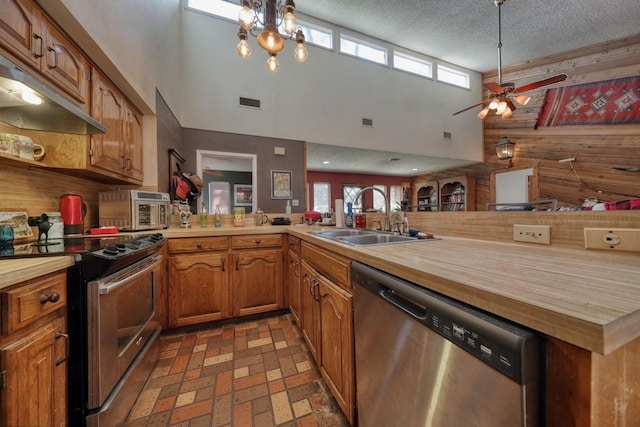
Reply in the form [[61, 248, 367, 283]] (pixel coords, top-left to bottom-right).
[[352, 262, 541, 427]]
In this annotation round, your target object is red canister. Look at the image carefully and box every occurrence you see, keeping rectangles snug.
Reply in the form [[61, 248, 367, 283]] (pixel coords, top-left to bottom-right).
[[59, 194, 86, 236]]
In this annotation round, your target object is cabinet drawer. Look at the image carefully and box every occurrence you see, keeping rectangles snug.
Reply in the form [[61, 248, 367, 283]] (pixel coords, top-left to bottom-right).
[[301, 242, 351, 291], [231, 234, 283, 249], [168, 237, 228, 253], [1, 271, 67, 335], [287, 236, 301, 254]]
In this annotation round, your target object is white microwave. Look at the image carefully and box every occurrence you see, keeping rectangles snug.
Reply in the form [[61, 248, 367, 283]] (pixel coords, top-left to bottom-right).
[[99, 190, 170, 231]]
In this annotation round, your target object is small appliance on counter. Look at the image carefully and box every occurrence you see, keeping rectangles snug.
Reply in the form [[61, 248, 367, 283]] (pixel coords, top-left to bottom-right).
[[99, 190, 170, 231], [59, 193, 86, 236]]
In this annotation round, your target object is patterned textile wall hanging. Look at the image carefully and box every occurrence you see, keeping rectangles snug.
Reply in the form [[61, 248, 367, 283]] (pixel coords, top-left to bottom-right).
[[535, 75, 640, 128]]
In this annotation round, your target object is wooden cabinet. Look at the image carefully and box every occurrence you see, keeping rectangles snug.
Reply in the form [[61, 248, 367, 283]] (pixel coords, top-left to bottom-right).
[[287, 236, 301, 324], [0, 271, 68, 427], [412, 179, 439, 211], [168, 237, 230, 327], [0, 0, 89, 107], [300, 241, 355, 425], [231, 234, 283, 317], [90, 69, 143, 182], [439, 176, 475, 211]]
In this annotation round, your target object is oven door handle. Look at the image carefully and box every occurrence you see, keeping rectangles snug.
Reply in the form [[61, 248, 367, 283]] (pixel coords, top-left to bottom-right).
[[98, 255, 162, 295]]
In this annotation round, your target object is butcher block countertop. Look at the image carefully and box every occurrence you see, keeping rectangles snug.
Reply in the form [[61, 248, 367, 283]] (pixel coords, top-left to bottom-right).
[[1, 225, 638, 355], [0, 256, 74, 290]]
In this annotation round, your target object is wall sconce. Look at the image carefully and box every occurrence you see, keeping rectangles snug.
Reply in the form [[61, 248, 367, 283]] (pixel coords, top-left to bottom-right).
[[495, 136, 515, 167]]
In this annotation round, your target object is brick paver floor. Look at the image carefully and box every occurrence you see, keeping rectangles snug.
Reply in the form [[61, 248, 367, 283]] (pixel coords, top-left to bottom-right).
[[124, 313, 350, 426]]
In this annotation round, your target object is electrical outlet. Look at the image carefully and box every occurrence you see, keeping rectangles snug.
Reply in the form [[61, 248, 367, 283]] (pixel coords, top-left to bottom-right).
[[584, 228, 640, 252], [291, 199, 299, 206], [513, 224, 551, 245]]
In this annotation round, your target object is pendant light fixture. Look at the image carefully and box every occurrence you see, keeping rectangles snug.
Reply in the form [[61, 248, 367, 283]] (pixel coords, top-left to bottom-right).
[[495, 136, 516, 167], [236, 0, 308, 72]]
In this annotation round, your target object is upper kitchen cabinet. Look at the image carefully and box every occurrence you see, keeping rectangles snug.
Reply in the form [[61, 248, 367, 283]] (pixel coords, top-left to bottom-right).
[[0, 0, 89, 108], [90, 68, 143, 183]]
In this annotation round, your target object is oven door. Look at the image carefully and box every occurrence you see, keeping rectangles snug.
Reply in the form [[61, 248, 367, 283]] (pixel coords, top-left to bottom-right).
[[86, 254, 161, 409]]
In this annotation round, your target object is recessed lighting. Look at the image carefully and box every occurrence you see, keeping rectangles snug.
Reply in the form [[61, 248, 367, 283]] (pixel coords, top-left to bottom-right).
[[412, 168, 418, 171], [322, 161, 330, 164]]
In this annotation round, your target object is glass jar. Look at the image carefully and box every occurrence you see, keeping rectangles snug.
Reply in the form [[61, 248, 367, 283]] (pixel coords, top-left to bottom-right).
[[46, 212, 64, 239], [233, 207, 245, 227]]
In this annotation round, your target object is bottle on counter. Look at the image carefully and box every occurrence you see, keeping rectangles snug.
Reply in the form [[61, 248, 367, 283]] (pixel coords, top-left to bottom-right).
[[285, 200, 292, 214], [200, 202, 207, 227], [345, 202, 354, 228], [214, 204, 222, 227]]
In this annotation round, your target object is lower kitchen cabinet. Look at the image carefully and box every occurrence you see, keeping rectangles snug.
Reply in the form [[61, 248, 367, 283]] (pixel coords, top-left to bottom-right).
[[232, 249, 283, 317], [168, 237, 230, 327], [287, 236, 302, 324], [300, 242, 355, 425], [0, 271, 68, 427]]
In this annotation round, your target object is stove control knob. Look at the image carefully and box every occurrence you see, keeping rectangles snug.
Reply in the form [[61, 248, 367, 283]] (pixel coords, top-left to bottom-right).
[[116, 243, 127, 252], [104, 245, 119, 256]]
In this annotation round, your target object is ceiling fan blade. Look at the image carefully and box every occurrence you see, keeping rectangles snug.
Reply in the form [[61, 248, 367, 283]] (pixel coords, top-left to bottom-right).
[[506, 98, 516, 112], [484, 82, 503, 93], [453, 100, 487, 116], [515, 73, 568, 93]]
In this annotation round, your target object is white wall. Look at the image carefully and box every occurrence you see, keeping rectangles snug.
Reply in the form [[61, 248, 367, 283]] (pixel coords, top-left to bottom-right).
[[179, 9, 484, 162]]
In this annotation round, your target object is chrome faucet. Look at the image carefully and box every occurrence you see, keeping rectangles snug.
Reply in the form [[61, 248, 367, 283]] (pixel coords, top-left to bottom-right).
[[354, 186, 391, 231]]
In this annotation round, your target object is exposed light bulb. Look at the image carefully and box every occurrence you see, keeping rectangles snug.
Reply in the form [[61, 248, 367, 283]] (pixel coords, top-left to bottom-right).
[[267, 55, 279, 72], [21, 91, 42, 105], [282, 11, 297, 35], [515, 95, 531, 105], [294, 43, 308, 62], [488, 98, 499, 110], [238, 5, 254, 30], [495, 101, 507, 115], [236, 39, 251, 58], [477, 108, 490, 119]]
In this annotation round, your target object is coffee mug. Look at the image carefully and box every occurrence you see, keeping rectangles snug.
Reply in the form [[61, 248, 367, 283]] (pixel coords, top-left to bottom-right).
[[18, 136, 46, 161]]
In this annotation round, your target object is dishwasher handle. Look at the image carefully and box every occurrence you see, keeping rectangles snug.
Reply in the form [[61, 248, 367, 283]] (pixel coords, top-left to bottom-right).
[[380, 287, 427, 320]]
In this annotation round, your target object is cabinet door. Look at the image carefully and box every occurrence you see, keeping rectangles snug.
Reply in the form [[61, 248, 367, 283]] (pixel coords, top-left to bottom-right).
[[287, 250, 301, 324], [42, 20, 88, 106], [1, 316, 67, 427], [0, 0, 42, 69], [123, 103, 144, 182], [169, 253, 230, 327], [318, 278, 355, 425], [232, 249, 282, 317], [90, 69, 125, 174], [300, 260, 320, 362]]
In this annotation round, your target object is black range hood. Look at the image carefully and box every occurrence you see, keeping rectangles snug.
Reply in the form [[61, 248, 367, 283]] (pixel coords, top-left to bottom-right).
[[0, 55, 105, 135]]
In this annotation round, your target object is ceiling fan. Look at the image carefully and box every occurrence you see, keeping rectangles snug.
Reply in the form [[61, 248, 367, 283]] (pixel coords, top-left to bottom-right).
[[453, 0, 567, 119]]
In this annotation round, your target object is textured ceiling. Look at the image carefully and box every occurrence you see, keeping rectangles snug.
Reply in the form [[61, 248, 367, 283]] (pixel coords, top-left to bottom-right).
[[294, 0, 640, 176]]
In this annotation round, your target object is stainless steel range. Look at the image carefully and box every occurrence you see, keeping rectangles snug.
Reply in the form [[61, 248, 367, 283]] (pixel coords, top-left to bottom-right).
[[64, 233, 165, 426]]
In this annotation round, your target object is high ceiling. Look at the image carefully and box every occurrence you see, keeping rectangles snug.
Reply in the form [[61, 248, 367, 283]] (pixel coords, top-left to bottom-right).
[[296, 0, 640, 176]]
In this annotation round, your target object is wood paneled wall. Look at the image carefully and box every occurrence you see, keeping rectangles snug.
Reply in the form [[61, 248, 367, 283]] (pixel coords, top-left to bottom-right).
[[413, 34, 640, 210]]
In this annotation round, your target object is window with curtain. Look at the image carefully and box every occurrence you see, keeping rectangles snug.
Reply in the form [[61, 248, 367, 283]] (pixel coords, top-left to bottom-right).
[[313, 182, 331, 213]]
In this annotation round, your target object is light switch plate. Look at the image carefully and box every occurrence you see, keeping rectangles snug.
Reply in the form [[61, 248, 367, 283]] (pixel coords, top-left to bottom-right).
[[584, 228, 640, 252], [292, 199, 299, 206], [513, 224, 551, 245]]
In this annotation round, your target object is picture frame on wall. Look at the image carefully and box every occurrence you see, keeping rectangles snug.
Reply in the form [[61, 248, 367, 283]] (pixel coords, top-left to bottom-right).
[[271, 170, 292, 199], [234, 184, 253, 206]]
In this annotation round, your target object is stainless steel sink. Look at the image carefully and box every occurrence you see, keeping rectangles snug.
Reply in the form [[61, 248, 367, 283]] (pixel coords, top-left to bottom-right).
[[311, 229, 430, 246]]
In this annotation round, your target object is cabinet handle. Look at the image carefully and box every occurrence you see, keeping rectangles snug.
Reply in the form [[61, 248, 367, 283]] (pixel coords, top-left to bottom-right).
[[46, 46, 58, 69], [255, 239, 261, 245], [313, 280, 320, 301], [221, 258, 226, 272], [55, 332, 69, 366], [33, 33, 43, 58], [235, 256, 239, 270], [40, 292, 61, 304], [196, 244, 203, 249]]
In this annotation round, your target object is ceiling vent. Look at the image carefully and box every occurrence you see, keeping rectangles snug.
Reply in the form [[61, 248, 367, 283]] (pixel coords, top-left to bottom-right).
[[362, 118, 373, 127], [239, 97, 261, 109]]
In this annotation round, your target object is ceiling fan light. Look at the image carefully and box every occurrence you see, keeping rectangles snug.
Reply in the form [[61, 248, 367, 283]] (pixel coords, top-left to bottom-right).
[[495, 101, 507, 115], [501, 108, 513, 118], [477, 108, 490, 119], [515, 95, 531, 105], [488, 98, 499, 110]]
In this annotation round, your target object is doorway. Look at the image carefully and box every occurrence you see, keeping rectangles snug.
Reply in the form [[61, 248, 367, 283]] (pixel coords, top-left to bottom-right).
[[196, 150, 257, 214]]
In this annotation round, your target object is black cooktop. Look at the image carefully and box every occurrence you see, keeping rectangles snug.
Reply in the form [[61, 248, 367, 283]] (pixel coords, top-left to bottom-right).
[[0, 233, 164, 259]]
